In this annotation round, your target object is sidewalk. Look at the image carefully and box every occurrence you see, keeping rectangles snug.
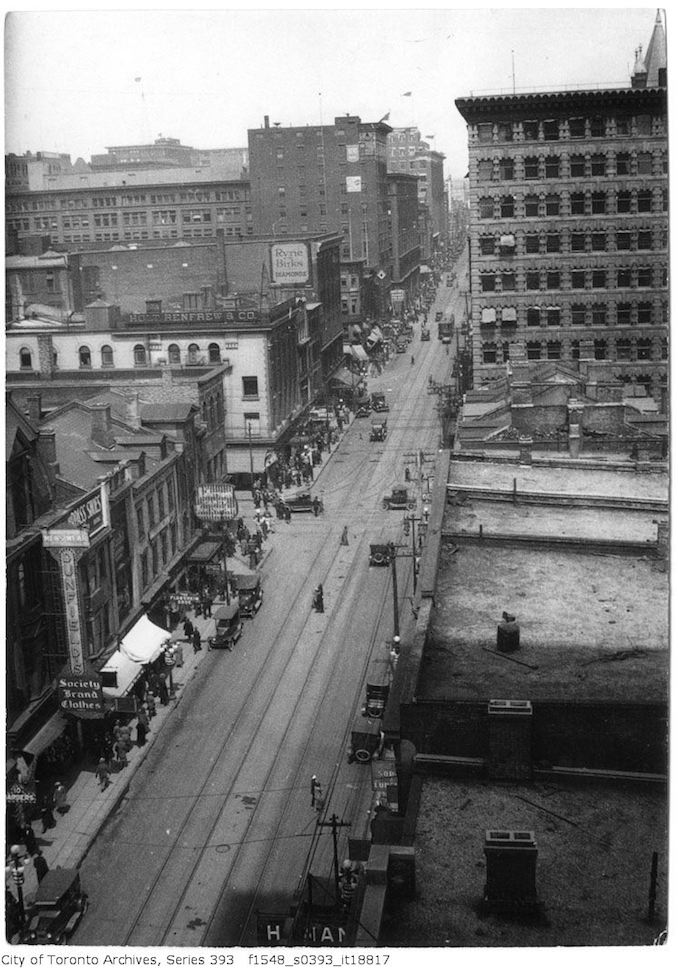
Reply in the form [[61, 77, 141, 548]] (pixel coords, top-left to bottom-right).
[[6, 410, 354, 919]]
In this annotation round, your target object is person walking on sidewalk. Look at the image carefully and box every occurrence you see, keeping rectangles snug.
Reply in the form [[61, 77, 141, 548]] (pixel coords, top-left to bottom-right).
[[183, 616, 194, 641], [40, 794, 56, 833], [33, 850, 49, 883], [22, 823, 38, 855], [312, 496, 321, 517], [53, 781, 68, 815], [95, 758, 111, 791], [202, 587, 213, 618], [145, 692, 157, 718], [136, 705, 149, 746], [192, 628, 202, 654]]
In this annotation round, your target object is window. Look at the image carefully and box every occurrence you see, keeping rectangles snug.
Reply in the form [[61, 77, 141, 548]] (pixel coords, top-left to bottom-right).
[[637, 189, 653, 213], [140, 550, 148, 590], [497, 123, 513, 142], [637, 267, 652, 288], [569, 155, 586, 177], [570, 340, 580, 360], [525, 233, 540, 253], [244, 412, 261, 436], [524, 194, 539, 217], [482, 343, 497, 364], [571, 304, 586, 326], [615, 152, 631, 175], [477, 159, 494, 181], [591, 269, 607, 288], [635, 115, 652, 136], [617, 303, 632, 326], [616, 231, 632, 251], [617, 268, 631, 288], [208, 343, 221, 363], [637, 338, 652, 360], [79, 345, 91, 368], [477, 123, 493, 143], [569, 117, 586, 139], [591, 192, 606, 214], [500, 195, 515, 217], [133, 344, 147, 366], [616, 117, 630, 136], [147, 495, 155, 528], [637, 230, 653, 250], [546, 233, 561, 253], [187, 343, 200, 364], [101, 344, 114, 367], [168, 343, 181, 364], [616, 191, 632, 214], [571, 269, 586, 289], [527, 341, 542, 360], [523, 121, 539, 141], [637, 302, 653, 325], [544, 156, 560, 178], [499, 158, 514, 180], [591, 304, 607, 327], [242, 376, 259, 398], [478, 197, 494, 219], [545, 194, 560, 216], [480, 273, 496, 292], [543, 120, 559, 141], [571, 232, 586, 252], [501, 272, 516, 291], [19, 347, 32, 369], [637, 152, 653, 175], [546, 271, 560, 290], [594, 339, 607, 360], [591, 232, 606, 251], [136, 506, 144, 537], [527, 307, 541, 327], [479, 235, 495, 255], [547, 341, 562, 360], [616, 339, 632, 361], [590, 153, 606, 176], [524, 156, 539, 179], [570, 192, 586, 215], [590, 117, 606, 137], [546, 306, 561, 326], [526, 270, 541, 291]]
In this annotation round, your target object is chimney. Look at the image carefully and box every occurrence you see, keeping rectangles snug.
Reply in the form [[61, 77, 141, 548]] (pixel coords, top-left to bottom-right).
[[90, 403, 115, 448], [36, 427, 60, 481], [125, 392, 141, 429], [264, 115, 270, 129], [137, 451, 146, 478], [26, 393, 42, 425]]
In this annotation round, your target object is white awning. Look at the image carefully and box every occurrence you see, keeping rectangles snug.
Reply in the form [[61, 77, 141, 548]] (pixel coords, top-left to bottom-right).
[[419, 265, 432, 274], [100, 652, 143, 698], [120, 615, 170, 664], [500, 234, 516, 247], [481, 308, 497, 323], [501, 308, 517, 322], [351, 345, 369, 361]]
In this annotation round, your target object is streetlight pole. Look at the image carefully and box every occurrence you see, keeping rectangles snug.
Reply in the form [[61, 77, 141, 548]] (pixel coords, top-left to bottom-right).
[[9, 845, 26, 928], [247, 421, 254, 484], [388, 542, 400, 640]]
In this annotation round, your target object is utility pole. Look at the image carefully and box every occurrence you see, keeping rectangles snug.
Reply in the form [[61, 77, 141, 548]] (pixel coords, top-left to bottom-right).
[[247, 421, 254, 483], [316, 814, 351, 903], [388, 542, 400, 640], [403, 513, 421, 592]]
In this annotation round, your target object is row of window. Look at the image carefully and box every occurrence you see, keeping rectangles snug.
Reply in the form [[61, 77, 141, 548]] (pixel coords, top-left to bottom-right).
[[479, 265, 668, 292], [475, 149, 667, 182], [478, 302, 666, 328], [478, 227, 667, 256], [139, 522, 178, 591], [136, 480, 176, 538], [473, 113, 662, 145], [18, 342, 227, 370], [481, 338, 667, 364], [477, 188, 667, 219], [5, 189, 248, 214]]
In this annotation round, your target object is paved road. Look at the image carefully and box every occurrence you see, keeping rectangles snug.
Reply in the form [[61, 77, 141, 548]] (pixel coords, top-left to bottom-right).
[[74, 296, 454, 948]]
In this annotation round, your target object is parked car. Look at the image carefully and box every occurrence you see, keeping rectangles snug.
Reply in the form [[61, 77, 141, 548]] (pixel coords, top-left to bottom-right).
[[369, 419, 388, 442], [369, 542, 392, 566], [371, 392, 390, 413], [382, 486, 415, 510], [421, 327, 431, 341], [284, 491, 324, 513], [208, 602, 244, 650], [356, 402, 372, 418], [435, 311, 444, 321], [235, 572, 263, 617], [23, 869, 88, 944]]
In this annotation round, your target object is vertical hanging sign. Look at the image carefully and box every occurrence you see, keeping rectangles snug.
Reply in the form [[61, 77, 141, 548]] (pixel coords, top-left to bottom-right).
[[43, 530, 91, 675]]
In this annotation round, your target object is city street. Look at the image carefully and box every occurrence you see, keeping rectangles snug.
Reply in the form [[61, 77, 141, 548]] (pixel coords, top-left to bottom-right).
[[73, 286, 459, 948]]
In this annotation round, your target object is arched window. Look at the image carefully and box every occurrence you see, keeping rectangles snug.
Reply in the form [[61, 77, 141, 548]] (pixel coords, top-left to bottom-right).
[[208, 342, 221, 363], [133, 344, 147, 366], [168, 344, 181, 364], [79, 345, 92, 368], [101, 344, 114, 367], [188, 343, 200, 364], [19, 347, 32, 369]]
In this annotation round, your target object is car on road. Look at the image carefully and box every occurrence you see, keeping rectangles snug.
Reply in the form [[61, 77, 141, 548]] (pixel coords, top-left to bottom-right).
[[369, 542, 392, 566], [23, 869, 88, 945], [208, 602, 244, 649], [435, 311, 443, 321], [283, 491, 324, 513], [382, 486, 415, 510], [355, 402, 372, 417], [371, 392, 390, 413], [421, 327, 431, 341], [441, 336, 452, 346], [234, 572, 263, 617], [369, 419, 388, 442]]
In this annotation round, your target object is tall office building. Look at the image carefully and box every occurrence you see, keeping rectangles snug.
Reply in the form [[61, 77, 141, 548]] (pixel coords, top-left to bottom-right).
[[455, 12, 668, 407]]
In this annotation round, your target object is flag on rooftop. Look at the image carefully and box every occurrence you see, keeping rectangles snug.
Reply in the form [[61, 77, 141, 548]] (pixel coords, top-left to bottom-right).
[[402, 91, 412, 96], [378, 111, 390, 123]]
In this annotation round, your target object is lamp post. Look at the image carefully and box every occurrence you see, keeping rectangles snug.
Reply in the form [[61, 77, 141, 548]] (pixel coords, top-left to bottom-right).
[[388, 542, 400, 641], [9, 845, 27, 927], [247, 421, 254, 483], [164, 643, 177, 698]]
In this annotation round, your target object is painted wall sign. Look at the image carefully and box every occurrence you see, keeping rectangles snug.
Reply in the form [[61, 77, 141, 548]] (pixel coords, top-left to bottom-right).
[[58, 674, 104, 716], [43, 529, 90, 548], [128, 310, 258, 324], [194, 483, 238, 521], [67, 493, 104, 535], [270, 242, 310, 285]]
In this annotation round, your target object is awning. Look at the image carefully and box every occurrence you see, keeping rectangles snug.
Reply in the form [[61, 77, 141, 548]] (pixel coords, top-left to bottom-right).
[[419, 265, 432, 274], [22, 711, 70, 756], [120, 615, 170, 664], [329, 367, 355, 387], [481, 308, 497, 323], [500, 234, 516, 248], [100, 652, 143, 698], [187, 539, 223, 564], [501, 308, 517, 322], [351, 345, 369, 361], [227, 557, 258, 577]]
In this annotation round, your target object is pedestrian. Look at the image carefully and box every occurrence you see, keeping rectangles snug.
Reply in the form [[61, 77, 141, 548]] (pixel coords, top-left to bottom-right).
[[22, 823, 37, 855], [136, 706, 149, 746], [312, 496, 321, 517], [112, 719, 123, 746], [33, 850, 49, 883], [202, 589, 213, 618], [192, 628, 202, 654], [112, 739, 128, 770], [145, 692, 157, 718], [312, 584, 324, 613], [95, 758, 111, 791], [284, 504, 292, 525], [311, 775, 322, 809], [40, 793, 57, 832], [183, 616, 194, 641], [119, 722, 133, 751], [157, 674, 169, 706], [340, 525, 349, 546], [53, 781, 68, 815]]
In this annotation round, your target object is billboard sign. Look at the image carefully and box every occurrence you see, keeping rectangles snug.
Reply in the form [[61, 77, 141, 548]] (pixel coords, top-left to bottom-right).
[[346, 176, 362, 193], [195, 483, 238, 521], [270, 243, 310, 285], [58, 673, 105, 717]]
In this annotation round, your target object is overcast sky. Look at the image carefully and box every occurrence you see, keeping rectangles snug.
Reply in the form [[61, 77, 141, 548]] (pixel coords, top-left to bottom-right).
[[3, 4, 665, 179]]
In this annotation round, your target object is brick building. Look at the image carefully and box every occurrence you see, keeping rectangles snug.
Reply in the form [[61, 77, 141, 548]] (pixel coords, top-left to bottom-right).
[[455, 12, 668, 408], [387, 127, 448, 252]]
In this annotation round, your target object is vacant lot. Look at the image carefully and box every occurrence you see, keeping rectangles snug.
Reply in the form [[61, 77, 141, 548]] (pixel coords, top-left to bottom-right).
[[381, 777, 668, 948]]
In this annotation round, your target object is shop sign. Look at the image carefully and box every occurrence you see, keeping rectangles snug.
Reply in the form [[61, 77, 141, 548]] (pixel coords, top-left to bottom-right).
[[346, 176, 362, 193], [128, 309, 258, 324], [391, 289, 405, 304], [195, 483, 238, 521], [67, 493, 105, 536], [43, 529, 90, 548], [205, 563, 222, 575], [270, 242, 310, 285], [104, 696, 138, 715], [171, 593, 200, 607], [58, 674, 104, 716], [6, 783, 37, 805]]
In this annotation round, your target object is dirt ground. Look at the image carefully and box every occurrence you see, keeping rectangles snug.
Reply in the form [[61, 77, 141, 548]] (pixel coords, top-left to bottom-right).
[[380, 776, 668, 948]]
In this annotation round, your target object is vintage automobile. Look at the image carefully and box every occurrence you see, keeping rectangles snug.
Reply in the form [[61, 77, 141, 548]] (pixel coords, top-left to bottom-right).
[[208, 601, 244, 650], [23, 868, 88, 944], [371, 392, 390, 413], [368, 542, 392, 566], [364, 653, 393, 718], [435, 310, 444, 321], [355, 402, 372, 418], [420, 327, 431, 341], [395, 338, 408, 353], [369, 420, 387, 442], [349, 714, 384, 763], [382, 486, 415, 510], [283, 491, 324, 514], [235, 572, 263, 617]]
